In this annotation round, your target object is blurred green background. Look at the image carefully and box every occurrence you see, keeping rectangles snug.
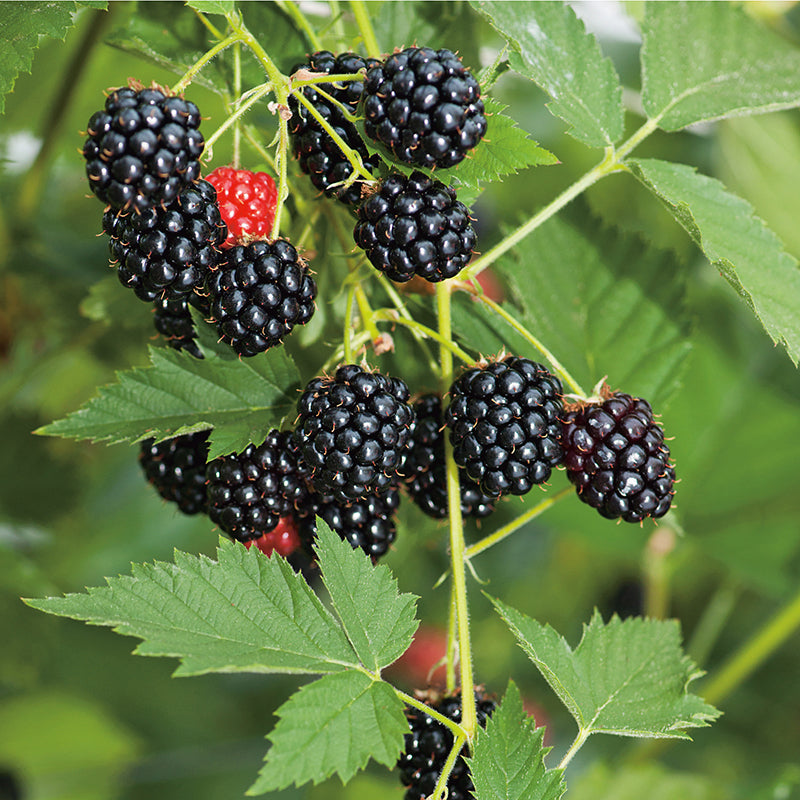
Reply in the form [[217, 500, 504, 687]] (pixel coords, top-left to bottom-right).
[[1, 2, 799, 798]]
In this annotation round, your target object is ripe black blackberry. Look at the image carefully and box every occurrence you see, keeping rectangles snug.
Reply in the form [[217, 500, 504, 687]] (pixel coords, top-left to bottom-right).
[[445, 357, 564, 499], [362, 46, 486, 169], [296, 364, 416, 502], [404, 394, 495, 518], [83, 85, 204, 212], [153, 296, 203, 358], [297, 486, 400, 561], [398, 689, 496, 800], [139, 431, 210, 515], [205, 430, 311, 542], [561, 390, 676, 523], [103, 178, 227, 302], [353, 171, 476, 283], [206, 239, 317, 357], [289, 50, 382, 206]]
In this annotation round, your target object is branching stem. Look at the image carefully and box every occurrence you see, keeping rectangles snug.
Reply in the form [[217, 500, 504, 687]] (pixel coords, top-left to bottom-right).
[[350, 0, 382, 58], [172, 32, 242, 94]]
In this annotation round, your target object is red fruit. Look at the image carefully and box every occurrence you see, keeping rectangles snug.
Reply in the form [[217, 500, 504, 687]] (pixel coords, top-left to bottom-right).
[[244, 516, 301, 558], [388, 626, 448, 687], [474, 268, 504, 302], [206, 166, 278, 248]]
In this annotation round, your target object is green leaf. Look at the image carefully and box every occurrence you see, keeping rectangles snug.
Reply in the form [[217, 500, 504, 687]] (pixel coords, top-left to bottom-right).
[[641, 1, 800, 131], [467, 681, 565, 800], [472, 0, 623, 147], [35, 343, 300, 460], [490, 601, 720, 739], [186, 0, 235, 14], [25, 539, 359, 676], [628, 157, 800, 365], [0, 1, 79, 114], [314, 519, 419, 673], [247, 672, 408, 794]]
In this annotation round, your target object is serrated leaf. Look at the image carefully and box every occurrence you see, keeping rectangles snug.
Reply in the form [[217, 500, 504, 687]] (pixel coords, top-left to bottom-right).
[[467, 681, 565, 800], [35, 344, 300, 460], [25, 539, 359, 676], [628, 157, 800, 365], [187, 0, 235, 14], [315, 520, 419, 673], [0, 1, 79, 114], [641, 1, 800, 131], [473, 1, 623, 147], [247, 672, 407, 794], [490, 601, 720, 739]]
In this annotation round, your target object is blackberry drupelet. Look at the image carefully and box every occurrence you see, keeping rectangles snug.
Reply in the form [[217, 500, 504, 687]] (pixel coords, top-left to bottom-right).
[[289, 50, 382, 206], [295, 364, 416, 502], [205, 430, 311, 542], [206, 166, 278, 247], [104, 178, 227, 302], [245, 516, 302, 558], [152, 296, 203, 358], [83, 85, 204, 212], [398, 689, 496, 800], [561, 391, 676, 523], [404, 394, 495, 518], [207, 238, 316, 357], [353, 171, 476, 283], [139, 431, 210, 515], [445, 357, 564, 499], [362, 46, 486, 169]]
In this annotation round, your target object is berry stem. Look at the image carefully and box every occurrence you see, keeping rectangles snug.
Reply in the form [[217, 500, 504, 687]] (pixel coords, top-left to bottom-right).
[[275, 0, 324, 52], [446, 584, 458, 693], [371, 311, 474, 368], [558, 728, 590, 770], [171, 32, 242, 94], [233, 41, 243, 169], [343, 285, 357, 363], [355, 284, 381, 342], [350, 0, 382, 59], [203, 83, 274, 162], [431, 733, 468, 800], [394, 689, 468, 741]]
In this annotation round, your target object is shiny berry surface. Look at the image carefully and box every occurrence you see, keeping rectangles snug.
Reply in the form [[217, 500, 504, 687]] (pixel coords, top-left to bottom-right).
[[206, 167, 278, 247]]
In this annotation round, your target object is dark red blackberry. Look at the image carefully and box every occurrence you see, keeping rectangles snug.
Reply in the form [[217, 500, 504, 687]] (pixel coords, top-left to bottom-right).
[[289, 51, 382, 206], [206, 238, 317, 357], [245, 516, 302, 558], [152, 296, 203, 358], [83, 85, 204, 212], [404, 394, 495, 519], [297, 485, 400, 561], [295, 364, 416, 502], [445, 357, 564, 499], [398, 689, 496, 800], [561, 391, 676, 523], [353, 171, 476, 283], [103, 178, 227, 302], [362, 47, 486, 169], [205, 430, 311, 542], [139, 431, 210, 515]]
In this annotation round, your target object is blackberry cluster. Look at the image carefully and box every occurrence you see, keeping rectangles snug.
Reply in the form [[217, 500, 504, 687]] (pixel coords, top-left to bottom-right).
[[404, 394, 495, 519], [398, 690, 496, 800], [83, 85, 204, 212], [152, 296, 203, 358], [206, 166, 278, 247], [353, 171, 476, 283], [139, 431, 210, 515], [205, 430, 311, 542], [561, 392, 676, 523], [446, 357, 564, 499], [296, 364, 416, 502], [362, 46, 486, 169], [207, 239, 317, 357], [103, 179, 227, 302], [289, 51, 382, 206]]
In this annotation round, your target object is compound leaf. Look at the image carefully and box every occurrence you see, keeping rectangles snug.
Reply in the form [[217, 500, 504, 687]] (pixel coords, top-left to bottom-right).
[[467, 681, 565, 800], [25, 539, 359, 677], [490, 601, 719, 739], [473, 0, 623, 147], [247, 672, 407, 794], [628, 157, 800, 365], [315, 520, 419, 674], [642, 1, 800, 131]]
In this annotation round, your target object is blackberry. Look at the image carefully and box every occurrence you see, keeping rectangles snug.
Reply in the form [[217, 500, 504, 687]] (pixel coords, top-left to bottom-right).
[[297, 486, 400, 561], [206, 166, 278, 247], [152, 296, 203, 358], [289, 51, 382, 206], [561, 391, 676, 523], [207, 239, 316, 357], [354, 171, 476, 283], [83, 85, 204, 212], [398, 689, 496, 800], [404, 394, 495, 519], [362, 46, 486, 169], [445, 357, 564, 499], [245, 516, 302, 558], [139, 431, 210, 515], [103, 178, 227, 302], [205, 430, 311, 542]]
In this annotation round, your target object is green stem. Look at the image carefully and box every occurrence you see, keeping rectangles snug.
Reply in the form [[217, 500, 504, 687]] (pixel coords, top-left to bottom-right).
[[203, 83, 273, 162], [371, 312, 473, 366], [327, 0, 348, 49], [642, 524, 676, 620], [446, 583, 458, 693], [343, 285, 357, 363], [431, 734, 468, 800], [355, 284, 381, 342], [395, 689, 468, 740], [232, 42, 242, 168], [276, 0, 324, 51], [172, 32, 242, 94], [350, 0, 382, 58], [558, 729, 590, 770], [191, 7, 224, 39], [687, 583, 738, 667]]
